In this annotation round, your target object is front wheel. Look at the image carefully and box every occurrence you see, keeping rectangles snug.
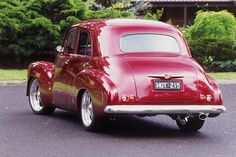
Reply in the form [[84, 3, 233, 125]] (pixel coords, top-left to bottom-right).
[[28, 78, 55, 115], [176, 115, 205, 131], [80, 90, 101, 131]]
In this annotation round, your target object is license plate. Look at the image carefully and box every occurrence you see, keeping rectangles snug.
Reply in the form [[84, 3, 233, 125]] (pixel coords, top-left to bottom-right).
[[154, 80, 182, 91]]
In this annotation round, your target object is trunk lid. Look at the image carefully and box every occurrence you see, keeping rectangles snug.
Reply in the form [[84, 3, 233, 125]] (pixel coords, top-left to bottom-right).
[[122, 53, 198, 103]]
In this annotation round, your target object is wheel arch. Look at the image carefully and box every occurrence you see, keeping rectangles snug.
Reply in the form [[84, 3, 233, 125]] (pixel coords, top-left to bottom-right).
[[73, 70, 118, 116], [27, 61, 55, 106]]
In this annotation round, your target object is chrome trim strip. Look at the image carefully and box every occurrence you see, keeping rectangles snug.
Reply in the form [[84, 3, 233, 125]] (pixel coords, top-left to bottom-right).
[[148, 75, 184, 78], [104, 105, 226, 114]]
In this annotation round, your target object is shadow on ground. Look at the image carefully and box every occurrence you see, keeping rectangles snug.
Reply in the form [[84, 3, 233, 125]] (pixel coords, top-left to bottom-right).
[[47, 110, 208, 139]]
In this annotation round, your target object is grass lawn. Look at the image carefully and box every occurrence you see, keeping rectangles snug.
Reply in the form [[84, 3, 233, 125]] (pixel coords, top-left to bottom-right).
[[0, 69, 27, 81], [0, 69, 236, 81], [207, 72, 236, 80]]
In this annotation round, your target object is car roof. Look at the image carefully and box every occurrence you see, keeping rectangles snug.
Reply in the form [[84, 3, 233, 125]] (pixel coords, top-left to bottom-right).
[[72, 19, 176, 32], [72, 19, 188, 57]]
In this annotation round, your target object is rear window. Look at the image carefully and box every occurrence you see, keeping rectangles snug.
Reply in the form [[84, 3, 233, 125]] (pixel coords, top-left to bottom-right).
[[120, 34, 181, 53]]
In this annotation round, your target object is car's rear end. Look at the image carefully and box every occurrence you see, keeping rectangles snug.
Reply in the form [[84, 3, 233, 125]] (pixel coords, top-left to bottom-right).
[[104, 53, 225, 116], [99, 19, 225, 131]]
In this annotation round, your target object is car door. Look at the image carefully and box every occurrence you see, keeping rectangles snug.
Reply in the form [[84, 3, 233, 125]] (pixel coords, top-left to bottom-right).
[[52, 27, 78, 108], [65, 29, 93, 110]]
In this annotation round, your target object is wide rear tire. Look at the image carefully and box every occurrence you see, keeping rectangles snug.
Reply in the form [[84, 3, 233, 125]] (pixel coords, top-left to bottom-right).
[[28, 78, 55, 115], [176, 115, 205, 132]]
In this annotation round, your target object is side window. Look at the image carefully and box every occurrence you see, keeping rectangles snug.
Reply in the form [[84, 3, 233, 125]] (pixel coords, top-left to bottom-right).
[[65, 29, 76, 53], [77, 31, 91, 56]]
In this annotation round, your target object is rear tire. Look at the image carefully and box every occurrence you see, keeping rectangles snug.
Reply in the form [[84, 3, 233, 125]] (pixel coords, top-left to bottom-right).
[[28, 78, 55, 115], [176, 115, 205, 131], [80, 90, 101, 131]]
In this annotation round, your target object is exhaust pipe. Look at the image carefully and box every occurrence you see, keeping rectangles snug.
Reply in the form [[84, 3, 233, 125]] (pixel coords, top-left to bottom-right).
[[199, 113, 208, 120]]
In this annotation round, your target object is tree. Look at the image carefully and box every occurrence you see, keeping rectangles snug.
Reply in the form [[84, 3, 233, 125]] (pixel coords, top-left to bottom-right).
[[0, 0, 131, 67], [94, 0, 130, 8]]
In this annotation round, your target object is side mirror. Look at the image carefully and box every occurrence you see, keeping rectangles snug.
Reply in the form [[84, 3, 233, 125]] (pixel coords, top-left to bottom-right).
[[56, 45, 64, 53]]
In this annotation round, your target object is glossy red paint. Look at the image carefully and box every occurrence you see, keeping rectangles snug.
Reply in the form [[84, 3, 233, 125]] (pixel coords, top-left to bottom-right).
[[27, 19, 224, 117], [27, 61, 55, 106]]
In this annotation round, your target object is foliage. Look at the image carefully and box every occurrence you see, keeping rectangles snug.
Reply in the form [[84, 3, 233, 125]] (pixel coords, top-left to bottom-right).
[[211, 60, 236, 72], [0, 0, 85, 64], [112, 2, 125, 9], [180, 10, 236, 70], [179, 26, 190, 40], [156, 8, 164, 20], [143, 12, 156, 20], [188, 36, 236, 65], [85, 8, 131, 19], [94, 0, 130, 8], [189, 10, 236, 40], [0, 0, 131, 68], [143, 8, 164, 21]]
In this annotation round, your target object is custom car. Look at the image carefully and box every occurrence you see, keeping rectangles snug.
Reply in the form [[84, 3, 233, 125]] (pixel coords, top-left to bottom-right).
[[27, 19, 226, 131]]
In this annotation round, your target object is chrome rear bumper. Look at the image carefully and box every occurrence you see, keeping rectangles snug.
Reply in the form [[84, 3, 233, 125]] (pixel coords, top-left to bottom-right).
[[104, 105, 226, 114]]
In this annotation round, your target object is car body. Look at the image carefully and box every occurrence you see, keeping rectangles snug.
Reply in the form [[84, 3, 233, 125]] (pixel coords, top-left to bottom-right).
[[27, 19, 226, 131]]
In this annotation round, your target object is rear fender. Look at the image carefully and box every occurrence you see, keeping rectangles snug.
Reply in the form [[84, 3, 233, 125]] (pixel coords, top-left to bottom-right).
[[73, 69, 118, 117], [207, 77, 223, 105], [27, 61, 55, 106], [193, 60, 223, 105]]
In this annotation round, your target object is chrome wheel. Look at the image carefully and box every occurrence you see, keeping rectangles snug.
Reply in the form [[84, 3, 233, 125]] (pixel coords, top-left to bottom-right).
[[29, 79, 43, 112], [81, 90, 94, 127]]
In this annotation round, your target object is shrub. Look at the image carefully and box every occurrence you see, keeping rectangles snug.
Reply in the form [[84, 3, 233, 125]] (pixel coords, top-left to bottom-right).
[[189, 10, 236, 40], [179, 26, 190, 40], [182, 10, 236, 68], [188, 36, 236, 65], [85, 8, 131, 19], [143, 12, 156, 20], [211, 60, 236, 72], [143, 9, 164, 21]]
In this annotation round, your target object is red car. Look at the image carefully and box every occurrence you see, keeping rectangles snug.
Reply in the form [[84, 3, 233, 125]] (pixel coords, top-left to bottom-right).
[[27, 19, 226, 131]]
